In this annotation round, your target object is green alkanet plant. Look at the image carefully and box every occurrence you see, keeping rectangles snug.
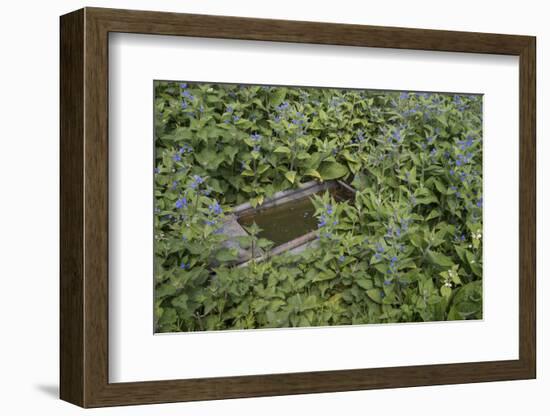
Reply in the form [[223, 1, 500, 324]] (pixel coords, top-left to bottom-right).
[[154, 81, 483, 332]]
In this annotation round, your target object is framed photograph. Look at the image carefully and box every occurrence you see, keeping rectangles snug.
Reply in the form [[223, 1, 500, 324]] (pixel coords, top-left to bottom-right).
[[60, 7, 536, 408]]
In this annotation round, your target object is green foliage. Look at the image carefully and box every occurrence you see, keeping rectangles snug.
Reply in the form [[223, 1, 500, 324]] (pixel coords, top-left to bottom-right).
[[154, 82, 483, 332]]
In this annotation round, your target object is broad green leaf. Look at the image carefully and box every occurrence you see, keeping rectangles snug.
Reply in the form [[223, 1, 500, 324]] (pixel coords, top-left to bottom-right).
[[274, 146, 292, 154], [318, 162, 349, 180], [284, 171, 297, 183], [426, 250, 454, 267], [215, 248, 239, 262], [304, 169, 322, 180], [366, 289, 384, 304], [440, 286, 452, 298], [356, 278, 373, 290]]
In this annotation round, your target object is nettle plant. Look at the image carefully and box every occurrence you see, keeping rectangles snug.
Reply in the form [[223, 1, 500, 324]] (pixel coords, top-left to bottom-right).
[[154, 81, 483, 332]]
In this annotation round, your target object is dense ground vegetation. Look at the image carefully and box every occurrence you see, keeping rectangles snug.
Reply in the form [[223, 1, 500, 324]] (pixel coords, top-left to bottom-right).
[[154, 81, 483, 332]]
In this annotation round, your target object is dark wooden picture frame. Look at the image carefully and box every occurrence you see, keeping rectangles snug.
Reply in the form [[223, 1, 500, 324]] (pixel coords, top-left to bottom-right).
[[60, 7, 536, 408]]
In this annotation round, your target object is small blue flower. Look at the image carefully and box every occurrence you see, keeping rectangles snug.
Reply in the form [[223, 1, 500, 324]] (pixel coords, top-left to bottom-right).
[[180, 262, 189, 269], [400, 92, 409, 100], [326, 204, 333, 215], [154, 167, 160, 174], [338, 255, 346, 263], [458, 135, 475, 150], [226, 105, 233, 113], [190, 175, 204, 189], [250, 132, 262, 141], [181, 101, 188, 110], [477, 198, 483, 208], [172, 153, 182, 162], [276, 101, 290, 111], [209, 201, 222, 215], [233, 115, 240, 122], [182, 90, 194, 100], [317, 215, 327, 228], [179, 83, 188, 89], [384, 279, 392, 286], [171, 180, 178, 190], [175, 197, 187, 209], [392, 129, 403, 143]]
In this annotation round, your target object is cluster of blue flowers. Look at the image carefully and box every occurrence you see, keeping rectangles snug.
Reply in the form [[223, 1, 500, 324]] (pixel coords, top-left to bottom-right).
[[401, 104, 421, 118], [175, 196, 187, 209], [387, 126, 405, 146], [452, 94, 469, 112], [384, 255, 399, 285], [271, 101, 291, 124], [329, 96, 344, 108], [190, 175, 204, 190], [448, 134, 478, 183], [276, 101, 290, 112], [178, 144, 193, 154], [374, 243, 385, 260], [181, 89, 194, 101], [179, 83, 198, 118], [457, 135, 475, 150], [317, 204, 338, 237], [291, 112, 306, 126], [209, 201, 223, 215], [351, 130, 366, 144]]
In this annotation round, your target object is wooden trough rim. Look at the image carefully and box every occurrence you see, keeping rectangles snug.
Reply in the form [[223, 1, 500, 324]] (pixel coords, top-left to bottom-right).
[[226, 179, 356, 267], [232, 179, 356, 216]]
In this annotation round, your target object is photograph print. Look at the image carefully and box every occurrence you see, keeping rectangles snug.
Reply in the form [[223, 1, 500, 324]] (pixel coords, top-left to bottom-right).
[[153, 81, 483, 333]]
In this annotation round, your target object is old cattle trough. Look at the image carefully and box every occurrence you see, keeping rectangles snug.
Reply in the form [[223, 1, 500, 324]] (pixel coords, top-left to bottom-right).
[[220, 180, 355, 266]]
